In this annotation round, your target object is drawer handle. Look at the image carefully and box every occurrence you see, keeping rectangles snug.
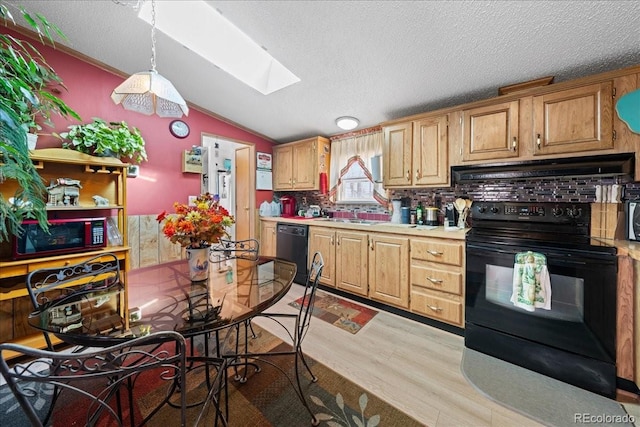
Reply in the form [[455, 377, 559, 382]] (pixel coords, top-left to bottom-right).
[[536, 134, 541, 149], [406, 170, 410, 181], [427, 250, 443, 256], [511, 137, 517, 151], [427, 277, 443, 284], [427, 304, 443, 312], [331, 236, 334, 245]]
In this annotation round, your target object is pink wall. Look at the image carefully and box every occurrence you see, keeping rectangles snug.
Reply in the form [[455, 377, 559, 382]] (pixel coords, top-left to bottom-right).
[[4, 26, 275, 216]]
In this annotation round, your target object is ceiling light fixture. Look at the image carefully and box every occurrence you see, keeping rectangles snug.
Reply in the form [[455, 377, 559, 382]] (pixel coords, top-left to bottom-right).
[[335, 116, 359, 131], [111, 0, 188, 117]]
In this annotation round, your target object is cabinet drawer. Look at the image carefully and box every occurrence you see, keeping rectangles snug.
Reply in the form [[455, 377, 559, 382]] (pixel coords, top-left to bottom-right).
[[411, 240, 463, 266], [410, 290, 463, 326], [411, 265, 462, 295]]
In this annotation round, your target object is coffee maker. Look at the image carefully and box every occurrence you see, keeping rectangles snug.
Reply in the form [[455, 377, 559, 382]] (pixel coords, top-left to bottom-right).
[[280, 195, 296, 217]]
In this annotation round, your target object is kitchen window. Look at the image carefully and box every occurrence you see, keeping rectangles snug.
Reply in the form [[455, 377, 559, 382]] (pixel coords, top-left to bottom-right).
[[329, 129, 387, 206], [337, 161, 376, 203]]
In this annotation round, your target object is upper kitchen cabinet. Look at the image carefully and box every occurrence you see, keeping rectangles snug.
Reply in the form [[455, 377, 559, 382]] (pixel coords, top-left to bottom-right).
[[272, 136, 330, 191], [382, 114, 449, 188], [530, 81, 614, 156], [461, 100, 520, 162]]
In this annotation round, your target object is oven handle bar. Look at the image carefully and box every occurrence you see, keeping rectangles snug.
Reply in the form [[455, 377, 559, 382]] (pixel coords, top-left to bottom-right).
[[466, 243, 616, 266]]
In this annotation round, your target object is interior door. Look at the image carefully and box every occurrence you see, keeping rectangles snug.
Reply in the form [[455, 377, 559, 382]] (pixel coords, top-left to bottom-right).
[[235, 146, 254, 241]]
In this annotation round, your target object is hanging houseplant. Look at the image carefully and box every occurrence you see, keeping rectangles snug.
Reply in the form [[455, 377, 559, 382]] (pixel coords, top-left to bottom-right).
[[0, 3, 81, 242]]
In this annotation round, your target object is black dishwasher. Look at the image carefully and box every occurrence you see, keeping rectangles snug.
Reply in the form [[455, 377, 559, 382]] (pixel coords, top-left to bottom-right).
[[276, 223, 308, 285]]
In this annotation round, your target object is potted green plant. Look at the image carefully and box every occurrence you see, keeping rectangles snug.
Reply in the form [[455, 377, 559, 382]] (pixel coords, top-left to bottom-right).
[[57, 118, 148, 164], [0, 4, 81, 242]]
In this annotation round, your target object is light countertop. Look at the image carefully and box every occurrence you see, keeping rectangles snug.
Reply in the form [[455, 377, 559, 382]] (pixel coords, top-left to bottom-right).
[[260, 216, 468, 240]]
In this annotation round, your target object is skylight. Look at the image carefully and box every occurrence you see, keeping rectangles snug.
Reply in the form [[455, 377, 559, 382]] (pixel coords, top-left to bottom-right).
[[138, 1, 300, 95]]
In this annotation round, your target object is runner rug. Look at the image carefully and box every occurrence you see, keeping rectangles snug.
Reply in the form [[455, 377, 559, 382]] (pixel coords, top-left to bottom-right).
[[289, 290, 378, 334], [1, 326, 423, 426]]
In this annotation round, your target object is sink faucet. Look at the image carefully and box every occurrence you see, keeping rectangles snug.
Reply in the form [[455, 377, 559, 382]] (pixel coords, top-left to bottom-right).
[[352, 208, 359, 220]]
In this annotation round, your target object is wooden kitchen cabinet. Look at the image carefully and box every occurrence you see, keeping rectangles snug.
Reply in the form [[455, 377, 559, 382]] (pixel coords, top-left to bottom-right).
[[259, 220, 277, 257], [308, 226, 336, 287], [461, 100, 520, 162], [334, 230, 369, 296], [531, 81, 614, 156], [383, 114, 449, 188], [368, 233, 409, 308], [0, 149, 130, 356], [409, 237, 465, 327], [272, 136, 330, 191]]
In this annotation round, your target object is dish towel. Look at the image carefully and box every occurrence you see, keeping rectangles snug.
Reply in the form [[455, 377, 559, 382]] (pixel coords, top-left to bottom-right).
[[510, 251, 551, 312]]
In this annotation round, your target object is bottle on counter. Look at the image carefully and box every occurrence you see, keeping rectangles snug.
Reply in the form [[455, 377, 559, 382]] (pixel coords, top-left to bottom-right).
[[416, 202, 424, 225]]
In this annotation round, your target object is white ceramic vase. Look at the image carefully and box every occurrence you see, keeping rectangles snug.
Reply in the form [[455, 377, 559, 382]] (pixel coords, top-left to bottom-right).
[[186, 246, 210, 281]]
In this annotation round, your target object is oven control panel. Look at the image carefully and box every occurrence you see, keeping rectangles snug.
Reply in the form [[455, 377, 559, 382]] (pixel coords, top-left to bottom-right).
[[473, 202, 588, 224]]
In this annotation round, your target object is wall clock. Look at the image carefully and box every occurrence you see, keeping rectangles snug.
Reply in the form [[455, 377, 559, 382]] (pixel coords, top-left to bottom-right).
[[169, 120, 190, 138]]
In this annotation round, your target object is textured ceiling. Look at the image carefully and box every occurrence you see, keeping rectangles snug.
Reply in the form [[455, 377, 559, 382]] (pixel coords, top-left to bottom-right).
[[10, 1, 640, 143]]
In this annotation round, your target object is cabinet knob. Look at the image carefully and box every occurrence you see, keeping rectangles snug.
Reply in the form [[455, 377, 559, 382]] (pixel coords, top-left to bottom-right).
[[415, 170, 420, 181], [511, 137, 517, 151], [330, 236, 334, 245], [406, 170, 410, 181], [536, 134, 541, 149]]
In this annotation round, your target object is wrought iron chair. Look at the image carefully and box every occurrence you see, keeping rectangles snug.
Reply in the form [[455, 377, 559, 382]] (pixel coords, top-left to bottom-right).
[[209, 238, 261, 347], [25, 253, 122, 351], [210, 238, 260, 264], [221, 251, 325, 426], [0, 331, 188, 426]]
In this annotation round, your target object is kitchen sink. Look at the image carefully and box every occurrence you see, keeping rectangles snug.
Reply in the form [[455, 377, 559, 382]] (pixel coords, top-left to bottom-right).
[[317, 218, 385, 225]]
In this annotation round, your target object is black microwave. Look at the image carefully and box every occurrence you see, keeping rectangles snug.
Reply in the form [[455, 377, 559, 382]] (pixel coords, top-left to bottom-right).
[[12, 218, 107, 260]]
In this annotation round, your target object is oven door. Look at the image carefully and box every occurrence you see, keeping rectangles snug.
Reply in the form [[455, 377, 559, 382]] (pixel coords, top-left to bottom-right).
[[465, 240, 616, 363]]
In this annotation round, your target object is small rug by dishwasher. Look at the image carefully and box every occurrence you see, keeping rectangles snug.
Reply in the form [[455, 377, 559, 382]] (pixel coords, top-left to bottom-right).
[[289, 290, 378, 334], [461, 347, 635, 427]]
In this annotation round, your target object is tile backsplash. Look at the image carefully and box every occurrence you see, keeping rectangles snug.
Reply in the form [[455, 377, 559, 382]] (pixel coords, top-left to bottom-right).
[[278, 176, 639, 219]]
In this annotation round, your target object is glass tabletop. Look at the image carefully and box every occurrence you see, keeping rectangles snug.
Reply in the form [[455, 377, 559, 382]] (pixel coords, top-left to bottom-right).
[[28, 257, 297, 347]]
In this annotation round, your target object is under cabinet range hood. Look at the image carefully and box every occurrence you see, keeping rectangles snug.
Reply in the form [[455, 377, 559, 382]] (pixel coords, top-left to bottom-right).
[[451, 153, 635, 183]]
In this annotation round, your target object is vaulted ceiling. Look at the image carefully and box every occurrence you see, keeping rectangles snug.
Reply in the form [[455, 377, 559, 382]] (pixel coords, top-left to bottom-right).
[[11, 1, 640, 143]]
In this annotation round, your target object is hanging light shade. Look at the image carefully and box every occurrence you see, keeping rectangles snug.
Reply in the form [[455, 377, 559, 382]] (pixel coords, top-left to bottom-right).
[[111, 0, 188, 117]]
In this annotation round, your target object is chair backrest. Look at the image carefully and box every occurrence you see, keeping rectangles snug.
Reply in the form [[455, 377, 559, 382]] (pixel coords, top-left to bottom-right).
[[296, 251, 324, 342], [210, 238, 260, 263], [26, 253, 122, 350], [0, 331, 187, 427]]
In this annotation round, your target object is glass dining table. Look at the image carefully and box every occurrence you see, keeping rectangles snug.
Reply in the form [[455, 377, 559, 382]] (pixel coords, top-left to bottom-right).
[[27, 256, 297, 348]]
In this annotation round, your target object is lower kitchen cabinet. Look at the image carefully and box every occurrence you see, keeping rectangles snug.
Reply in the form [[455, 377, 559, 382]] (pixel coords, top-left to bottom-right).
[[308, 226, 336, 286], [307, 224, 466, 328], [409, 237, 465, 327], [259, 221, 277, 257], [368, 233, 409, 308], [335, 230, 369, 297]]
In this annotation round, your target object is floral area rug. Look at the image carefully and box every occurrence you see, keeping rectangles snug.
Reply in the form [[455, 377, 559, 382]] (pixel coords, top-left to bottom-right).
[[1, 326, 420, 426], [142, 324, 425, 426], [289, 290, 378, 334]]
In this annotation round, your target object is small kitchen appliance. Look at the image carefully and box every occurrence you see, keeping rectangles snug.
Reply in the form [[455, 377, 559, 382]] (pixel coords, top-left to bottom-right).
[[424, 207, 439, 226], [280, 195, 296, 217], [390, 200, 402, 223], [626, 200, 640, 241]]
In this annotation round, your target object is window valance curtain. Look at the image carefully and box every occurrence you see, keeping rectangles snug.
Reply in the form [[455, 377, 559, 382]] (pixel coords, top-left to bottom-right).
[[329, 130, 387, 206]]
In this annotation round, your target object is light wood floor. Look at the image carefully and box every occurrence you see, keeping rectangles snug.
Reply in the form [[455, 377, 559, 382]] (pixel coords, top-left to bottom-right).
[[253, 284, 640, 427]]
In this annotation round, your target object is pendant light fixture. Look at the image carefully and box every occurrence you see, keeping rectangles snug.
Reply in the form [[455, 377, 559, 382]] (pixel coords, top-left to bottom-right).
[[111, 0, 189, 117]]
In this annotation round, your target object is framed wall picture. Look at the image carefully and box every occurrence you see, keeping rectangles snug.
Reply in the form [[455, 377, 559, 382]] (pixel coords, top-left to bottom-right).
[[257, 152, 272, 170]]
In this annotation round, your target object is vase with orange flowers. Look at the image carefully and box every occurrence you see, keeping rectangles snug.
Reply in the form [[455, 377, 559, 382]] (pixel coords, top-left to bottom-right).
[[157, 193, 235, 281]]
